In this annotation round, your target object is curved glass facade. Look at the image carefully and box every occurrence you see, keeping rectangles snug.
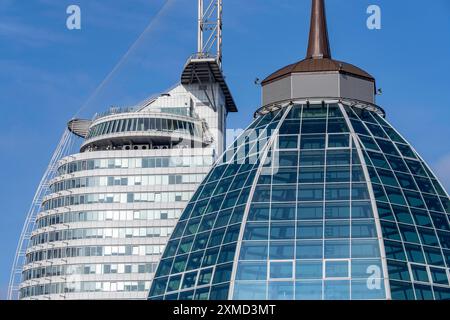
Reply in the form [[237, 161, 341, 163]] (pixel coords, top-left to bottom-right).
[[86, 117, 203, 140], [20, 150, 212, 299], [148, 101, 450, 300]]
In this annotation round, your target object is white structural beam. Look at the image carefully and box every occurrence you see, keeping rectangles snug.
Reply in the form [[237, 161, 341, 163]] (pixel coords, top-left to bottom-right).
[[7, 129, 75, 300]]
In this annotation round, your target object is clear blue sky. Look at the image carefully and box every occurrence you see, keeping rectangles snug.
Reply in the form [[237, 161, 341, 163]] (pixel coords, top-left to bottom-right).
[[0, 0, 449, 298]]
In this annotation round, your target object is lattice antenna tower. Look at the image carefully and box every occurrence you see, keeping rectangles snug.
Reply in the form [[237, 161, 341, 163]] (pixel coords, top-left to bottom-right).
[[197, 0, 223, 66]]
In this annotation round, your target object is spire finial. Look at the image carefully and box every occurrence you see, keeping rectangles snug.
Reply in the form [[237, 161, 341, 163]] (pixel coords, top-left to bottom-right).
[[306, 0, 331, 59]]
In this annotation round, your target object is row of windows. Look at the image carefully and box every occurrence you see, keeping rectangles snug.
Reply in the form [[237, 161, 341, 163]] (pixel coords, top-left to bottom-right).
[[277, 133, 352, 150], [42, 191, 193, 210], [256, 165, 366, 184], [252, 183, 371, 202], [242, 219, 378, 240], [362, 144, 444, 196], [367, 164, 447, 198], [278, 118, 349, 135], [345, 107, 407, 145], [376, 201, 449, 233], [50, 174, 205, 193], [57, 156, 213, 175], [386, 259, 450, 286], [26, 245, 165, 263], [36, 209, 182, 229], [232, 280, 386, 300], [283, 103, 344, 120], [266, 149, 360, 168], [373, 183, 447, 214], [20, 281, 151, 298], [22, 263, 157, 281], [237, 239, 380, 261], [86, 117, 203, 139], [380, 220, 450, 255], [236, 259, 381, 281], [246, 201, 374, 221], [30, 227, 173, 246], [383, 238, 450, 267]]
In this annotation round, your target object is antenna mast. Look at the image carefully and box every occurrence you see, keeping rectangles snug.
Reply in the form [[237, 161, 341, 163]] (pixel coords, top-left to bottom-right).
[[197, 0, 222, 66]]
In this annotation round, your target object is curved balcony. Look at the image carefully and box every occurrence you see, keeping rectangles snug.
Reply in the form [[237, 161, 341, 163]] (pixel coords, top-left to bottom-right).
[[80, 112, 213, 152]]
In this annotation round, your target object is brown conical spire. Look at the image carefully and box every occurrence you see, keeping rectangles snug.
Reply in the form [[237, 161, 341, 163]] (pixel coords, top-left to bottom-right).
[[306, 0, 331, 59]]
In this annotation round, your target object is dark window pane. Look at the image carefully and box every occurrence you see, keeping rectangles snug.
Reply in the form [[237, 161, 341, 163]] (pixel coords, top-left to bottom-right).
[[411, 209, 433, 228], [325, 221, 350, 238], [324, 240, 350, 258], [278, 135, 299, 149], [236, 262, 267, 281], [270, 222, 296, 240], [277, 151, 298, 167], [327, 150, 351, 165], [239, 242, 268, 260], [389, 280, 414, 300], [247, 204, 270, 221], [298, 184, 324, 201], [418, 228, 439, 247], [297, 221, 323, 239], [368, 152, 390, 169], [385, 187, 407, 206], [395, 172, 418, 190], [212, 263, 233, 284], [326, 184, 350, 201], [296, 240, 323, 259], [387, 260, 410, 281], [392, 206, 414, 224], [300, 135, 326, 150], [352, 220, 377, 238], [366, 123, 388, 138], [244, 223, 268, 241], [302, 119, 327, 133], [299, 151, 325, 166], [269, 241, 295, 259], [328, 134, 350, 148], [272, 185, 296, 202], [326, 202, 350, 219], [303, 104, 328, 118], [399, 225, 420, 244], [279, 120, 301, 135], [350, 119, 369, 135], [386, 155, 409, 172], [299, 167, 325, 183], [405, 244, 425, 264], [327, 118, 349, 133], [326, 166, 350, 183], [384, 240, 406, 261], [377, 168, 399, 187], [352, 201, 372, 219], [405, 160, 427, 177], [423, 247, 445, 266], [430, 268, 449, 285], [271, 204, 296, 220], [396, 144, 416, 159], [297, 203, 324, 220], [404, 190, 426, 209], [376, 139, 400, 156], [381, 221, 401, 241]]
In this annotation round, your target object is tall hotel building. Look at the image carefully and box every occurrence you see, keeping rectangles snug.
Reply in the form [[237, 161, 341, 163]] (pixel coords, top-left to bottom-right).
[[11, 0, 236, 300], [149, 0, 450, 300]]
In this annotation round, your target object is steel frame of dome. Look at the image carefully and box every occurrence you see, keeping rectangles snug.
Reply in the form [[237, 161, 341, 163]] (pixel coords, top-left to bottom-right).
[[148, 98, 450, 300]]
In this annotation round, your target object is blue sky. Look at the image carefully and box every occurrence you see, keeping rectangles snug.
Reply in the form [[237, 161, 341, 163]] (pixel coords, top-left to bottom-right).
[[0, 0, 449, 298]]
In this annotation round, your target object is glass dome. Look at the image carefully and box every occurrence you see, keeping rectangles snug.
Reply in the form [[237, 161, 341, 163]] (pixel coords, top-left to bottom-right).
[[148, 101, 450, 300]]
